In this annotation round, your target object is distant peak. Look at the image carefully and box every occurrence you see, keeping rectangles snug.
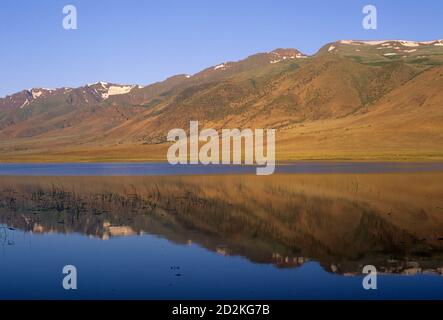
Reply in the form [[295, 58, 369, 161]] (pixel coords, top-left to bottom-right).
[[269, 48, 307, 63], [87, 81, 109, 87], [271, 48, 303, 56]]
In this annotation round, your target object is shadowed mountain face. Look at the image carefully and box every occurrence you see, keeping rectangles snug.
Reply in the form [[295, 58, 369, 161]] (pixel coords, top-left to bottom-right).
[[1, 173, 443, 275], [0, 40, 443, 161]]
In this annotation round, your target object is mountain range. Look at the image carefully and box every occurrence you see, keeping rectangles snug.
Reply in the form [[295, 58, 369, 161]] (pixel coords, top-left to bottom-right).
[[1, 40, 443, 162]]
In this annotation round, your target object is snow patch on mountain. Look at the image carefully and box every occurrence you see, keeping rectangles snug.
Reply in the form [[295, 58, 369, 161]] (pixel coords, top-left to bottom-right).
[[87, 82, 136, 99], [339, 40, 386, 45], [214, 63, 226, 70], [400, 41, 420, 47], [31, 90, 42, 99], [339, 39, 443, 47], [19, 99, 29, 109], [106, 85, 134, 98], [87, 81, 109, 87], [270, 50, 307, 63]]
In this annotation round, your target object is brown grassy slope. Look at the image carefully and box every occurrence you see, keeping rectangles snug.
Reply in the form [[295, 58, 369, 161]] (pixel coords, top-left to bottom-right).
[[99, 56, 420, 143], [277, 65, 443, 160], [0, 56, 442, 161]]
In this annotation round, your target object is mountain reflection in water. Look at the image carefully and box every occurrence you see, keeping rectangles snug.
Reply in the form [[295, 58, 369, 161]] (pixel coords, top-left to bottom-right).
[[1, 173, 443, 277]]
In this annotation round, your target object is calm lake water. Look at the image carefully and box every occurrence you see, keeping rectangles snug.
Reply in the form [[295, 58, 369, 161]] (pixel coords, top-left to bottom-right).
[[0, 163, 443, 299], [1, 161, 443, 175]]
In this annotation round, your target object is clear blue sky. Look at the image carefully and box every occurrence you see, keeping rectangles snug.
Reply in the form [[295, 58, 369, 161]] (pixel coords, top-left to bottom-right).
[[1, 0, 442, 97]]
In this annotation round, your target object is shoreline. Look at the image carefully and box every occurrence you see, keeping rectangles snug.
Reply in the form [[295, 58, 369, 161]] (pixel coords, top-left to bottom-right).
[[1, 162, 443, 177], [1, 157, 443, 164]]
